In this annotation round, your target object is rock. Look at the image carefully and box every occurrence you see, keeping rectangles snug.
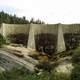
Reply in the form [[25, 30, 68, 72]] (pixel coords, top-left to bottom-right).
[[55, 61, 73, 74], [0, 50, 37, 72]]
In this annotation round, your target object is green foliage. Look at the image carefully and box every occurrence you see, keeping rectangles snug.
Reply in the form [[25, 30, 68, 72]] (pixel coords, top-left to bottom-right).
[[30, 18, 45, 24], [71, 64, 80, 80], [72, 48, 80, 64], [0, 34, 6, 47], [49, 70, 71, 80], [0, 11, 45, 24], [71, 47, 80, 80], [0, 68, 49, 80], [36, 61, 52, 72], [0, 11, 29, 24], [0, 68, 71, 80]]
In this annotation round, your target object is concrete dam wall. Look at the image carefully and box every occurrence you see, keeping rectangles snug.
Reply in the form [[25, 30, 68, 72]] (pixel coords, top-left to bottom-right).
[[0, 23, 80, 54], [0, 23, 30, 45]]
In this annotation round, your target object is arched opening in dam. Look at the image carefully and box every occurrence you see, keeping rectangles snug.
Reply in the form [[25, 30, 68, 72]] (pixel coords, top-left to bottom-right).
[[35, 33, 57, 55], [64, 33, 80, 50]]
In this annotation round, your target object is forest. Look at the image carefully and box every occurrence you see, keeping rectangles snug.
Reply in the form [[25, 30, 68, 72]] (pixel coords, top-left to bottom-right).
[[0, 11, 45, 24]]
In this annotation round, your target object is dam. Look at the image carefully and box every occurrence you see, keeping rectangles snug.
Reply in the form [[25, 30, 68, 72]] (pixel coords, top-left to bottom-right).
[[0, 23, 80, 54]]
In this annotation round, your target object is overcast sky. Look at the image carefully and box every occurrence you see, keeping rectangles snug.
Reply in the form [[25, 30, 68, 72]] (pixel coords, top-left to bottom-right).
[[0, 0, 80, 24]]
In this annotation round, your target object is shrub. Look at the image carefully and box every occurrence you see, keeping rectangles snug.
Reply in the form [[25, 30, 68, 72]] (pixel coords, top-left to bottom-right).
[[71, 47, 80, 80], [0, 67, 72, 80], [72, 48, 80, 64], [71, 64, 80, 80], [49, 70, 71, 80], [36, 61, 56, 73], [0, 34, 6, 47]]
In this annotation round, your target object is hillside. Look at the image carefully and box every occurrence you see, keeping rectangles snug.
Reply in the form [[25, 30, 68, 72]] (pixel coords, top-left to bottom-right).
[[0, 46, 80, 80]]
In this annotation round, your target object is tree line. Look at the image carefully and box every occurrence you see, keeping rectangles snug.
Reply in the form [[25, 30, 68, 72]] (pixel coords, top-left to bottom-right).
[[0, 11, 45, 24]]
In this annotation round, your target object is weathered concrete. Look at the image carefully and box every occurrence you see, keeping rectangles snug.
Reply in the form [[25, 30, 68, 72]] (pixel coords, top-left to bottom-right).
[[0, 23, 80, 53], [57, 24, 66, 53], [0, 23, 30, 37], [27, 24, 58, 52]]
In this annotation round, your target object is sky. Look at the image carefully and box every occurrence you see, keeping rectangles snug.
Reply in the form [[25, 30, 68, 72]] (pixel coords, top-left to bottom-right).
[[0, 0, 80, 24]]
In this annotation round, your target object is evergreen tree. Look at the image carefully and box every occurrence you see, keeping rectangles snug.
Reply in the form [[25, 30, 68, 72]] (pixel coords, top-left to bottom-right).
[[0, 11, 45, 24]]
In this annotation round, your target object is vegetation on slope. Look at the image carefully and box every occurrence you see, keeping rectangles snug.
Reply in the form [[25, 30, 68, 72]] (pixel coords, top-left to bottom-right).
[[0, 34, 6, 47], [0, 47, 80, 80], [0, 11, 45, 24], [71, 47, 80, 80], [0, 67, 71, 80]]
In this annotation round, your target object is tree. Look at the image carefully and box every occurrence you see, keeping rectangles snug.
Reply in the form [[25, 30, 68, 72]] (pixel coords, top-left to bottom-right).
[[0, 11, 45, 24], [30, 18, 35, 23]]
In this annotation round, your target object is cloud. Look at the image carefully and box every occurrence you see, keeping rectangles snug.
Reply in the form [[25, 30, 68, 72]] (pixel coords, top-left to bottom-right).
[[0, 5, 17, 15], [0, 0, 80, 23]]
